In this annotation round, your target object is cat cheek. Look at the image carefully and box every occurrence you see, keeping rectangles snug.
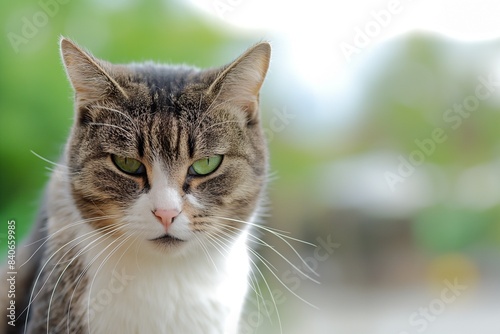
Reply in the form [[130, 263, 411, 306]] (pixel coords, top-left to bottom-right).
[[185, 194, 204, 209]]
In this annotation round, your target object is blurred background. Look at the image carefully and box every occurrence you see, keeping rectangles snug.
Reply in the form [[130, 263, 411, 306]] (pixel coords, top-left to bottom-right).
[[1, 0, 500, 333]]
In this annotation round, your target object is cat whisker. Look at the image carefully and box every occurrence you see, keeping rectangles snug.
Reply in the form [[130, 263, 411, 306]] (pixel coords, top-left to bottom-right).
[[134, 236, 147, 271], [212, 222, 279, 272], [211, 219, 319, 285], [65, 227, 141, 332], [87, 122, 134, 137], [207, 230, 265, 297], [245, 258, 266, 318], [21, 220, 121, 331], [249, 245, 318, 311], [93, 105, 144, 141], [44, 166, 79, 179], [67, 225, 136, 332], [23, 220, 119, 310], [242, 244, 283, 332], [212, 212, 319, 312], [30, 150, 71, 170], [20, 215, 120, 268], [195, 120, 243, 141], [215, 214, 295, 238], [40, 225, 117, 306], [93, 105, 139, 130], [214, 216, 320, 279], [205, 231, 273, 328], [207, 224, 283, 329], [192, 93, 233, 136], [111, 228, 143, 275], [211, 219, 319, 315], [86, 230, 136, 333], [47, 223, 127, 332], [210, 221, 261, 245], [203, 232, 232, 261], [193, 233, 219, 273], [250, 232, 319, 283]]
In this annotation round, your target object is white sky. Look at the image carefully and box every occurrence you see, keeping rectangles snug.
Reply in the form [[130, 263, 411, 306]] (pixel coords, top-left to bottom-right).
[[185, 0, 500, 132], [187, 0, 500, 83]]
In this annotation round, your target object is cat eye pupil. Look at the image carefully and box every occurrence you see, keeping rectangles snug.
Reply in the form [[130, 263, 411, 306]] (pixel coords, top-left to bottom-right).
[[190, 155, 223, 176], [111, 155, 145, 175]]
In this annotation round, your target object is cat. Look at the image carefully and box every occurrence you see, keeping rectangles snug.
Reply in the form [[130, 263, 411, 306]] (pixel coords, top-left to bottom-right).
[[1, 37, 270, 334]]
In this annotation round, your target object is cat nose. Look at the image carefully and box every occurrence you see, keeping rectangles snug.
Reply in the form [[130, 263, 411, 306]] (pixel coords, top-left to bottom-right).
[[153, 209, 180, 231]]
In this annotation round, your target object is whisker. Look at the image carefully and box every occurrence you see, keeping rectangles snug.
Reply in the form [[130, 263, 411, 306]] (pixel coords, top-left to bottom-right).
[[111, 230, 142, 276], [21, 219, 120, 331], [210, 217, 319, 320], [208, 225, 280, 328], [212, 222, 288, 276], [192, 91, 236, 138], [65, 228, 141, 332], [206, 231, 271, 327], [195, 120, 242, 140], [211, 219, 318, 283], [45, 224, 121, 330], [20, 215, 120, 268], [207, 230, 265, 300], [211, 222, 268, 248], [86, 231, 135, 333], [203, 234, 228, 259], [246, 251, 276, 328], [30, 150, 70, 170], [214, 216, 319, 279], [193, 92, 223, 132], [47, 224, 125, 332], [66, 226, 133, 332], [87, 122, 134, 137], [193, 233, 219, 272], [44, 168, 80, 182], [93, 105, 138, 130], [249, 246, 318, 311], [245, 246, 283, 333]]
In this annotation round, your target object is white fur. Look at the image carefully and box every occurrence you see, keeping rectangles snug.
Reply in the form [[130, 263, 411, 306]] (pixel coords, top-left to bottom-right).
[[47, 164, 250, 334], [81, 229, 250, 334], [149, 161, 182, 213]]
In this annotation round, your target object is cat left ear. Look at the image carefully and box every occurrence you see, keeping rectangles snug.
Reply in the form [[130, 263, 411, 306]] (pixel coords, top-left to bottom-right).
[[208, 42, 271, 123], [60, 37, 128, 105]]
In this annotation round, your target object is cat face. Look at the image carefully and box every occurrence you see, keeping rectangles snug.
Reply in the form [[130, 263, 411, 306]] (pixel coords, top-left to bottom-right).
[[60, 39, 270, 253]]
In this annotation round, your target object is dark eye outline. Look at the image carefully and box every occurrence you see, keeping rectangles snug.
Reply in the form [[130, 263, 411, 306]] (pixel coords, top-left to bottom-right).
[[111, 155, 146, 176], [188, 155, 223, 176]]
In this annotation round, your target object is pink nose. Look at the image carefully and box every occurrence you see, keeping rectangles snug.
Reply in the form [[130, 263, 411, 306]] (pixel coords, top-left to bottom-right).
[[153, 209, 180, 231]]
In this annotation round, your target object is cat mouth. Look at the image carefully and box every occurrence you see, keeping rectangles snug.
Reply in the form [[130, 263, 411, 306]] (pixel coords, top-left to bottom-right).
[[151, 234, 185, 244]]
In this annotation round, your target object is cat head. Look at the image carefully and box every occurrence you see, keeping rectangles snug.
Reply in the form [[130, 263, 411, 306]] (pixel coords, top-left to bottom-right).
[[60, 38, 270, 254]]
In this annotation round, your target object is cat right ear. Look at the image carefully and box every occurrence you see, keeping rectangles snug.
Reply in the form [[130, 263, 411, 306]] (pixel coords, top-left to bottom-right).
[[208, 42, 271, 124], [60, 37, 128, 104]]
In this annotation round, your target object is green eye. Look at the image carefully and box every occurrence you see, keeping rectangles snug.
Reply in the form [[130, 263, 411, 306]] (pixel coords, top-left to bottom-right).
[[190, 155, 223, 176], [111, 155, 145, 175]]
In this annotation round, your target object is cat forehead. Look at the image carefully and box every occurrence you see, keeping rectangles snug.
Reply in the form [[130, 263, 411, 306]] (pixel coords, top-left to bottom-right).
[[103, 65, 216, 118], [88, 91, 240, 162]]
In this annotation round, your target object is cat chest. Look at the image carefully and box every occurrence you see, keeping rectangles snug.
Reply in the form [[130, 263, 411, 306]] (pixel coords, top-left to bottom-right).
[[85, 268, 229, 334]]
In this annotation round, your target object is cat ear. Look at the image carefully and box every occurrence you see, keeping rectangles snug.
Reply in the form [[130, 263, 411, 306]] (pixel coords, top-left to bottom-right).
[[208, 42, 271, 123], [60, 37, 128, 104]]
